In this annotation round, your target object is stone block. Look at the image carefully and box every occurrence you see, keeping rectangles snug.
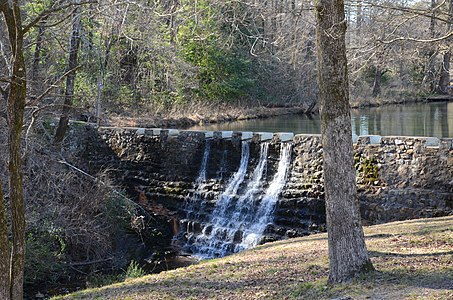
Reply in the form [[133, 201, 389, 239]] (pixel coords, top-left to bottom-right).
[[368, 135, 382, 145], [136, 128, 145, 136], [181, 130, 214, 139], [395, 139, 404, 146], [425, 137, 440, 148], [204, 131, 214, 139], [168, 129, 179, 136], [214, 131, 233, 139], [240, 131, 253, 140], [151, 128, 162, 136], [274, 132, 294, 142], [254, 132, 273, 141]]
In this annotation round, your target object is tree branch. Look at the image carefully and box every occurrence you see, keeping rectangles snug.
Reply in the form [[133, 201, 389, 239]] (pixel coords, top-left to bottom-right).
[[0, 76, 12, 84], [379, 30, 453, 45], [22, 0, 97, 34], [361, 0, 452, 24], [26, 65, 81, 107], [57, 158, 157, 222]]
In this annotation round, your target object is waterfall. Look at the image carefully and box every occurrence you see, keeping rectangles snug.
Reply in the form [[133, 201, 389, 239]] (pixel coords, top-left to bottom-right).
[[237, 142, 292, 251], [184, 141, 251, 257], [211, 141, 250, 218], [184, 140, 211, 220], [226, 142, 270, 228], [196, 140, 211, 183], [182, 141, 292, 259]]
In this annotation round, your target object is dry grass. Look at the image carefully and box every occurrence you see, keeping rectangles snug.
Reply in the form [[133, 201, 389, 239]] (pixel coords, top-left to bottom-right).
[[54, 216, 453, 300]]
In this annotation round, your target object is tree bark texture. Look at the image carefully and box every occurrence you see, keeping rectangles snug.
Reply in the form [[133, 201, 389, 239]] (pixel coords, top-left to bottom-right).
[[438, 52, 451, 94], [31, 17, 47, 86], [1, 0, 27, 298], [315, 0, 373, 284], [437, 0, 452, 94], [54, 6, 82, 145], [427, 0, 438, 92], [372, 66, 382, 97], [0, 178, 10, 300]]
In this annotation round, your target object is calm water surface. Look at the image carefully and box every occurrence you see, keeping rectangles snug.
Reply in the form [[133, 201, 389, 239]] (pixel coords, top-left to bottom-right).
[[189, 102, 453, 138]]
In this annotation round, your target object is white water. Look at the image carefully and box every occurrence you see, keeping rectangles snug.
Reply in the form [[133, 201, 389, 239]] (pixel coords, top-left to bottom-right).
[[184, 140, 211, 221], [212, 141, 251, 218], [185, 141, 251, 257], [185, 142, 292, 258], [236, 142, 292, 251]]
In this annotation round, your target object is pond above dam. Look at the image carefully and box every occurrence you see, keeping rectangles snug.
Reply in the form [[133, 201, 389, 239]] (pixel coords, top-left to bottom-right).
[[189, 101, 453, 138]]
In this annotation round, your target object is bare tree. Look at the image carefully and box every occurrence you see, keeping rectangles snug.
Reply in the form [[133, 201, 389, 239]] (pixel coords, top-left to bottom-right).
[[437, 0, 453, 93], [0, 0, 27, 298], [315, 0, 374, 283], [54, 3, 83, 145]]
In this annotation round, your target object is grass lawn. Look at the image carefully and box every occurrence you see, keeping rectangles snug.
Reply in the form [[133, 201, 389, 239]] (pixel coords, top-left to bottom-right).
[[54, 216, 453, 299]]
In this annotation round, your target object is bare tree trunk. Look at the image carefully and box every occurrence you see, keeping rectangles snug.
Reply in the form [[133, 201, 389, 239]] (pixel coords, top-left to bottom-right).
[[1, 0, 26, 298], [356, 0, 363, 32], [437, 0, 452, 94], [438, 52, 451, 94], [315, 0, 373, 284], [31, 17, 47, 86], [427, 0, 438, 92], [0, 179, 10, 300], [372, 66, 382, 97], [54, 6, 82, 145]]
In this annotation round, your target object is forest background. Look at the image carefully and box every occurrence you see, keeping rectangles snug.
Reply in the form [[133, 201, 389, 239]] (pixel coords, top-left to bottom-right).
[[2, 0, 452, 124], [0, 0, 452, 297]]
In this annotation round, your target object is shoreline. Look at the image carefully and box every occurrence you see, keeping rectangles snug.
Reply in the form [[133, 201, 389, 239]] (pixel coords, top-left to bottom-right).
[[108, 96, 453, 130], [108, 104, 310, 129]]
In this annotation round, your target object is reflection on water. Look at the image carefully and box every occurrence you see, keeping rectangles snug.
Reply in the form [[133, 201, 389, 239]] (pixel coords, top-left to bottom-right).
[[189, 102, 453, 138]]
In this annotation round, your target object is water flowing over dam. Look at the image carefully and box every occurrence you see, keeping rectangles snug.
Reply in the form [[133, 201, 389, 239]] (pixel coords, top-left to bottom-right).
[[86, 127, 453, 261], [182, 141, 293, 258]]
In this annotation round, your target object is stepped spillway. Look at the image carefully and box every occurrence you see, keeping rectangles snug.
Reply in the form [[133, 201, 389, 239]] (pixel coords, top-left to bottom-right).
[[87, 127, 453, 263], [182, 141, 293, 258]]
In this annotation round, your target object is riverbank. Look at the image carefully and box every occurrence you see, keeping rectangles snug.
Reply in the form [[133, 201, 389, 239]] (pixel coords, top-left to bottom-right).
[[350, 94, 453, 108], [53, 216, 453, 299], [107, 95, 453, 130], [108, 103, 310, 129]]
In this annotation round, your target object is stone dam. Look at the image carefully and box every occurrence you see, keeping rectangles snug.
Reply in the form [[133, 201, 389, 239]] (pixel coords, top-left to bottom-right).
[[83, 126, 453, 260]]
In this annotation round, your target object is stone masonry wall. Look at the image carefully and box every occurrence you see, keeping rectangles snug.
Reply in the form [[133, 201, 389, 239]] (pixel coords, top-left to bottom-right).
[[84, 126, 453, 245]]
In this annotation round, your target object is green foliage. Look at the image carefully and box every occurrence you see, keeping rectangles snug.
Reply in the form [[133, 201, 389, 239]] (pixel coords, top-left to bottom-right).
[[87, 273, 122, 288], [355, 154, 380, 185], [86, 261, 145, 288], [74, 71, 97, 107], [125, 260, 146, 279], [363, 66, 392, 86], [176, 0, 254, 102], [103, 190, 138, 234], [25, 227, 67, 285], [179, 39, 253, 101]]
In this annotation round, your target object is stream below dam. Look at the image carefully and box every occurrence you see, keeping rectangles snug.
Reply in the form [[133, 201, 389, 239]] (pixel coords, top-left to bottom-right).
[[189, 101, 453, 138]]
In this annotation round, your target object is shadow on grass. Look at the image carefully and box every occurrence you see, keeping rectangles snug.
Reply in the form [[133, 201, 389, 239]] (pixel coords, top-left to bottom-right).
[[251, 235, 327, 251], [67, 270, 300, 299], [369, 250, 453, 258], [364, 269, 453, 290]]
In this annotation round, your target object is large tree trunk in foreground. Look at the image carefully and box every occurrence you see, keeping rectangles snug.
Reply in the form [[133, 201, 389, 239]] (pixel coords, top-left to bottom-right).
[[1, 0, 27, 298], [315, 0, 373, 284], [0, 179, 9, 300]]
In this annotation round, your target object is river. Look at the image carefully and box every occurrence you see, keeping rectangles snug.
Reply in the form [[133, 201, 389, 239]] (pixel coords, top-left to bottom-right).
[[189, 101, 453, 138]]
